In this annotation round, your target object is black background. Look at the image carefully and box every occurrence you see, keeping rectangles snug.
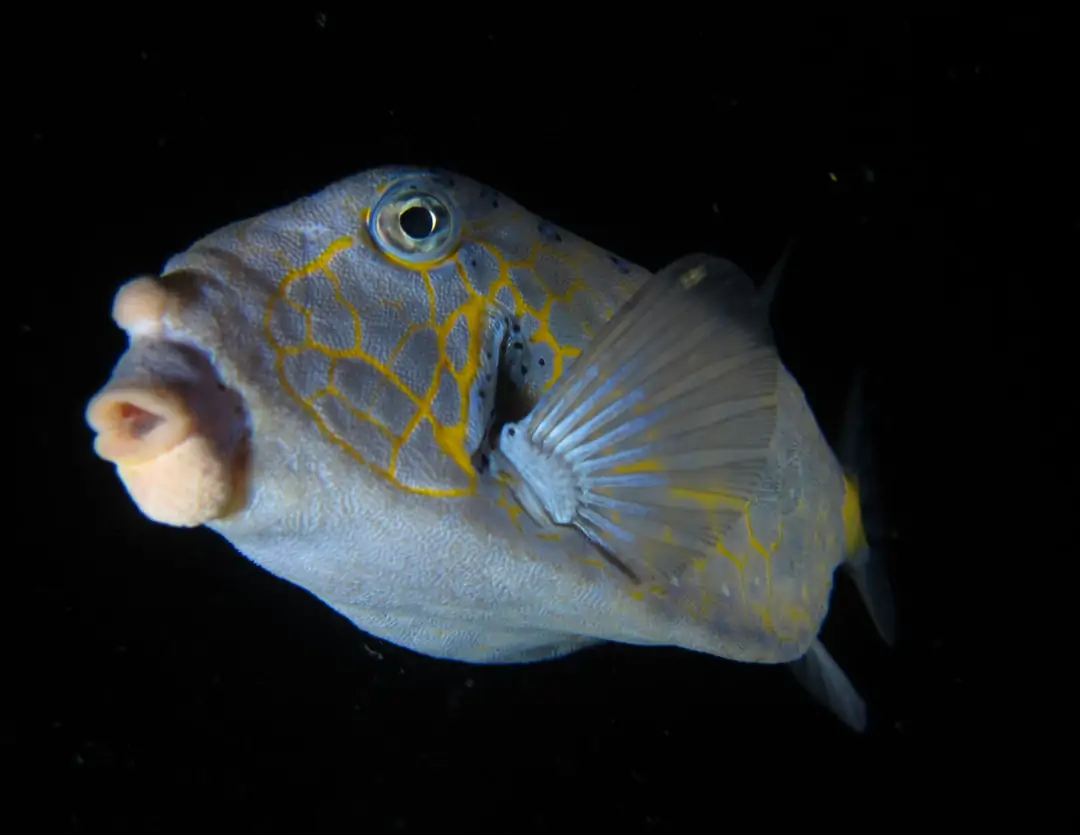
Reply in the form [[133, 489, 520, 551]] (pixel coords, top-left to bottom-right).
[[10, 12, 1069, 832]]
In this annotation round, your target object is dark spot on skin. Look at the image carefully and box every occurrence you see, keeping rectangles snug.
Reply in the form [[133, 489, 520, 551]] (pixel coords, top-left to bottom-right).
[[512, 342, 523, 351], [608, 254, 631, 275], [520, 364, 528, 376], [469, 259, 477, 268], [511, 322, 520, 333], [507, 428, 515, 437], [538, 358, 546, 366], [480, 453, 489, 470], [491, 199, 499, 209], [485, 350, 493, 360], [538, 221, 563, 244], [485, 372, 492, 381], [479, 389, 486, 399]]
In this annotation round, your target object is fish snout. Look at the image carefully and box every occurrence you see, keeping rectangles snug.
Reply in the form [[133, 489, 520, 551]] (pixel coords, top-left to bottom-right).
[[86, 277, 249, 527]]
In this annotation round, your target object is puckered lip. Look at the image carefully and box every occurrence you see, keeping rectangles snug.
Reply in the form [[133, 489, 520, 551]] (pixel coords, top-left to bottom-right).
[[84, 273, 254, 527]]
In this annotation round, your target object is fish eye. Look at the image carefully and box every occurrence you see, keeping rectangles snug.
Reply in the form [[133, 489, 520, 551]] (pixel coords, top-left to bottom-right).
[[369, 179, 460, 264]]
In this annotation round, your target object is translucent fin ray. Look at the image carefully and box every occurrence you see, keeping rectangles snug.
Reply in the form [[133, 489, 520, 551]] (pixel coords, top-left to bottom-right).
[[788, 639, 868, 732]]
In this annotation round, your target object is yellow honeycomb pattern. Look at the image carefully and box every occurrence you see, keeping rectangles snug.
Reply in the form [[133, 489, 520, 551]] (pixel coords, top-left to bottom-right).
[[263, 215, 621, 498]]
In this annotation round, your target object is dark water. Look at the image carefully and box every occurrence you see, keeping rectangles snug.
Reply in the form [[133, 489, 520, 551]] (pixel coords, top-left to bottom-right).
[[11, 13, 1067, 831]]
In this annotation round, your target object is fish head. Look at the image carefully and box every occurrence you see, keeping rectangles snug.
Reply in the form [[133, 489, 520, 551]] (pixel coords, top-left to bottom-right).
[[85, 166, 648, 540]]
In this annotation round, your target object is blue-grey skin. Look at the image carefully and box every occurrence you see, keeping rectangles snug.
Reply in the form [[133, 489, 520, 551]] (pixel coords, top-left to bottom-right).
[[85, 166, 884, 727]]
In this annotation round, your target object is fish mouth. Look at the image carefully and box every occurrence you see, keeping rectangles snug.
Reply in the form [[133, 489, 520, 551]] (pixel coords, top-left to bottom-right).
[[85, 275, 252, 527], [86, 336, 252, 528]]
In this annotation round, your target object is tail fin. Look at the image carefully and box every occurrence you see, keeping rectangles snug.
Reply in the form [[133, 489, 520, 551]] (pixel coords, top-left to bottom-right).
[[839, 367, 897, 647]]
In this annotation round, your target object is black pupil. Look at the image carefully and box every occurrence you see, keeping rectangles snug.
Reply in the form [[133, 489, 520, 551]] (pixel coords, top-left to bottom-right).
[[400, 205, 435, 239]]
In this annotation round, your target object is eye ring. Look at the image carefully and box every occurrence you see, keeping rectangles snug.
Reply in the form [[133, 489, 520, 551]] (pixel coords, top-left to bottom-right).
[[369, 178, 461, 264]]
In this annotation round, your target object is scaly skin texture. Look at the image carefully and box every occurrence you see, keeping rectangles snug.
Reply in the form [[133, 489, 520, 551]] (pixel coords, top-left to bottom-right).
[[87, 165, 859, 666]]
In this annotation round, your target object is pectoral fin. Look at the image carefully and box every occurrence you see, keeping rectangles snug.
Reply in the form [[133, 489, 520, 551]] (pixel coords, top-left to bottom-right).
[[492, 254, 780, 588]]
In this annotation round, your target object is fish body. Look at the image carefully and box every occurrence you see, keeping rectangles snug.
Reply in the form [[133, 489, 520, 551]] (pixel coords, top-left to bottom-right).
[[86, 166, 892, 726]]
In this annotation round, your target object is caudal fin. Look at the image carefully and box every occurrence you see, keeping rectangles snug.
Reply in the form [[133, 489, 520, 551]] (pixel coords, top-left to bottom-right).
[[839, 367, 897, 647]]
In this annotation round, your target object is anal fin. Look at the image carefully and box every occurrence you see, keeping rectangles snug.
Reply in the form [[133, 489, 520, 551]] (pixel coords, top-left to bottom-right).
[[788, 639, 868, 732]]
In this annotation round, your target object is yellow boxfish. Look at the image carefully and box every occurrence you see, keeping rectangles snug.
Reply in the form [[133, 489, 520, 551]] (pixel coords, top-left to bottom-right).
[[85, 165, 894, 730]]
